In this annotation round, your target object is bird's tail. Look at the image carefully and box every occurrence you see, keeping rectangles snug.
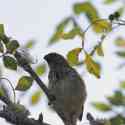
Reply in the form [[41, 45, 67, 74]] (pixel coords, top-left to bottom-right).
[[71, 118, 77, 125], [64, 119, 76, 125]]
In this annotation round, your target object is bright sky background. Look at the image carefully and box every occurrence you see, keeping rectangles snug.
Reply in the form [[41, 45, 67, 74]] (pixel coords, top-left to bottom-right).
[[0, 0, 125, 125]]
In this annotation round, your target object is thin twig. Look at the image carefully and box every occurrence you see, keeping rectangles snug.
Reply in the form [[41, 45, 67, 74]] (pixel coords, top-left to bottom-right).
[[0, 77, 16, 103]]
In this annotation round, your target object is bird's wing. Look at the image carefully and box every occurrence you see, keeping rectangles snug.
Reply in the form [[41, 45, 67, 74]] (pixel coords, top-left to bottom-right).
[[78, 105, 83, 121]]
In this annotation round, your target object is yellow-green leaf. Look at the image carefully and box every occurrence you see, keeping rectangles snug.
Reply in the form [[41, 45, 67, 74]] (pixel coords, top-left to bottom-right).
[[62, 26, 83, 40], [3, 56, 17, 70], [115, 37, 125, 47], [0, 34, 9, 44], [0, 87, 5, 97], [56, 18, 71, 32], [49, 18, 71, 45], [120, 81, 125, 89], [116, 51, 125, 57], [49, 31, 63, 45], [85, 54, 101, 78], [35, 64, 46, 76], [0, 24, 4, 34], [104, 0, 116, 4], [16, 76, 33, 91], [93, 20, 112, 33], [92, 102, 112, 112], [30, 90, 42, 105], [0, 41, 4, 53], [25, 40, 35, 49], [12, 103, 29, 115], [116, 7, 124, 17], [96, 44, 104, 56], [73, 2, 99, 21], [67, 48, 82, 66], [110, 115, 125, 125], [73, 2, 112, 33], [107, 90, 124, 106]]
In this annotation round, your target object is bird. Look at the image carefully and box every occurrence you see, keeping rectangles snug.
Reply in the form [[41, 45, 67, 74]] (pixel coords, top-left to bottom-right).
[[44, 52, 87, 125]]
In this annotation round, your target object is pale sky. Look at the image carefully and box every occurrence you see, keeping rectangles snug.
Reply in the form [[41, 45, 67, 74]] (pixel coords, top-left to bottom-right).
[[0, 0, 124, 125]]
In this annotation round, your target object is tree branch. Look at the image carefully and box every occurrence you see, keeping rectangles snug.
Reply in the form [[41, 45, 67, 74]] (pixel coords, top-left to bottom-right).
[[0, 95, 51, 125], [87, 112, 110, 125], [14, 51, 56, 103]]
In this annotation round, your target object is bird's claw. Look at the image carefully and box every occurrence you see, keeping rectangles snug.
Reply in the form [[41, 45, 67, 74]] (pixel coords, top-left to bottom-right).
[[48, 94, 56, 106]]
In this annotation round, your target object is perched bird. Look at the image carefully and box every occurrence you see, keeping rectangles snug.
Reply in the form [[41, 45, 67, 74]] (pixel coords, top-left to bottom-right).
[[44, 52, 87, 125]]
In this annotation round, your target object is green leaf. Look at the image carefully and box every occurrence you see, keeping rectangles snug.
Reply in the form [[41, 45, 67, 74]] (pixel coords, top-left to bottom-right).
[[85, 54, 101, 78], [92, 102, 111, 112], [6, 40, 20, 53], [25, 40, 35, 49], [30, 90, 42, 105], [93, 20, 112, 33], [0, 85, 9, 98], [110, 115, 125, 125], [62, 26, 84, 40], [107, 90, 124, 106], [0, 41, 4, 53], [16, 76, 33, 91], [3, 56, 17, 70], [0, 87, 5, 97], [0, 34, 9, 44], [67, 48, 82, 66], [12, 103, 29, 115], [104, 0, 116, 4], [96, 44, 104, 56], [56, 18, 71, 32], [49, 31, 63, 45], [35, 64, 46, 76], [73, 2, 112, 33], [49, 17, 71, 45], [73, 2, 99, 21], [116, 51, 125, 57], [0, 24, 4, 34], [116, 7, 125, 17], [120, 81, 125, 89], [115, 37, 125, 47]]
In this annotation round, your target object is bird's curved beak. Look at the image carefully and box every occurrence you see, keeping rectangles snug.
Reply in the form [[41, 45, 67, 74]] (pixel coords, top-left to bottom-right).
[[44, 55, 49, 63]]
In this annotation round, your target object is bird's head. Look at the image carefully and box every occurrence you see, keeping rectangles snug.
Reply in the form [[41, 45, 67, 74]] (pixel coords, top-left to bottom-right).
[[44, 52, 69, 69]]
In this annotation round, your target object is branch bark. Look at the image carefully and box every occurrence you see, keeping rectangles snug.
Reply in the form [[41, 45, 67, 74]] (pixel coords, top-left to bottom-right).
[[0, 96, 51, 125]]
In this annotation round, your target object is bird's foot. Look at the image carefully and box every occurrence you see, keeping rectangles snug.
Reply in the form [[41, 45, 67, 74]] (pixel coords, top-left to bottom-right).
[[48, 94, 56, 106]]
